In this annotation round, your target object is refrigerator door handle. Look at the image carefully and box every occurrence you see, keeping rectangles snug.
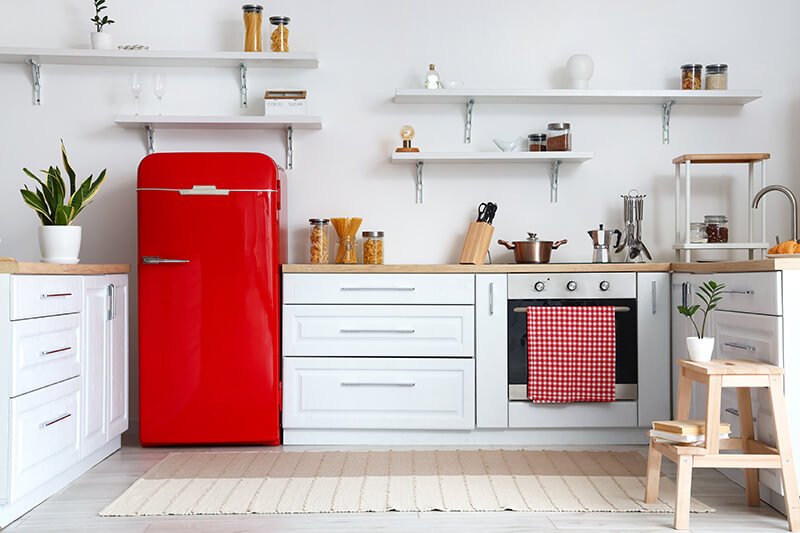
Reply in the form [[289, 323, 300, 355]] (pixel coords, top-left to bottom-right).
[[143, 256, 191, 265]]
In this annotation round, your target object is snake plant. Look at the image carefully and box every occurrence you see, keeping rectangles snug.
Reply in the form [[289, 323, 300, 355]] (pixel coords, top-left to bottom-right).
[[20, 141, 106, 226]]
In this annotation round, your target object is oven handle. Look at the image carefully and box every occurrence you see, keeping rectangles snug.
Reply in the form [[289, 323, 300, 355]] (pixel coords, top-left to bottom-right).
[[512, 306, 630, 314]]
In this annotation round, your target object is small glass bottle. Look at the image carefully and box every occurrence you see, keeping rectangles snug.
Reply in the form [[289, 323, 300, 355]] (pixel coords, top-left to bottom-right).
[[528, 133, 547, 152], [308, 218, 330, 264], [681, 64, 703, 90], [705, 64, 728, 90], [269, 16, 290, 52], [546, 123, 571, 151], [704, 215, 729, 243], [424, 64, 442, 89], [242, 5, 264, 52], [361, 231, 385, 264], [690, 222, 707, 243]]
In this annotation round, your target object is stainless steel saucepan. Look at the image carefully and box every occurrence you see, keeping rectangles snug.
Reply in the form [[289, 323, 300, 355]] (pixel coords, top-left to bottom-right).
[[497, 233, 568, 264]]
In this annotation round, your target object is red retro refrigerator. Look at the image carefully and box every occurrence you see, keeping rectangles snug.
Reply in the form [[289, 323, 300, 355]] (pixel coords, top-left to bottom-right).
[[137, 152, 284, 445]]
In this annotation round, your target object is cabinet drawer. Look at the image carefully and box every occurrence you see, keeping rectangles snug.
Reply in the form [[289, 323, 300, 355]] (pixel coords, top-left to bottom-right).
[[283, 274, 475, 305], [10, 275, 82, 320], [715, 311, 782, 366], [283, 357, 475, 429], [9, 378, 80, 502], [11, 314, 81, 397], [508, 401, 638, 428], [711, 272, 781, 316], [283, 305, 474, 357]]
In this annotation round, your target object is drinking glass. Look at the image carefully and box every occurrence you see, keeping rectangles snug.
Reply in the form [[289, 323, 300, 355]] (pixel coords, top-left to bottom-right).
[[152, 73, 166, 115], [128, 73, 143, 115]]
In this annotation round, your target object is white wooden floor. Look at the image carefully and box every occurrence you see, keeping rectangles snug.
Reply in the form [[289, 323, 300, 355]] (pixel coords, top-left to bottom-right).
[[5, 439, 791, 533]]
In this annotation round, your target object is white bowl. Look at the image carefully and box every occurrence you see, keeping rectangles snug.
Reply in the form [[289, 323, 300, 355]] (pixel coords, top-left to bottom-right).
[[442, 81, 464, 89]]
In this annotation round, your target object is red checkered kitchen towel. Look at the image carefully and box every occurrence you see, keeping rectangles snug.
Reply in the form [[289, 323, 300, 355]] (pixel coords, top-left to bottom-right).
[[527, 306, 616, 403]]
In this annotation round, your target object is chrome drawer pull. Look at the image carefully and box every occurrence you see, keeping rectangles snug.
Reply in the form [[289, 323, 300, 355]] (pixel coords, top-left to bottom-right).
[[340, 329, 415, 334], [341, 381, 416, 387], [339, 287, 416, 292], [39, 413, 71, 429], [725, 408, 740, 416], [40, 346, 71, 357], [722, 289, 754, 295], [724, 341, 756, 352], [40, 292, 72, 299]]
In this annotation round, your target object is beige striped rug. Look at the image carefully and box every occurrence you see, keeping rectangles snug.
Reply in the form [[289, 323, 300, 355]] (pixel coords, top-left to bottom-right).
[[100, 449, 713, 516]]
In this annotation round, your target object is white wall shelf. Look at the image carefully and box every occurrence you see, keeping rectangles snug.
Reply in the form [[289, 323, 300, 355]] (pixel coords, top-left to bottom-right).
[[115, 115, 323, 169], [390, 151, 593, 204], [393, 89, 762, 145], [0, 47, 318, 107], [673, 242, 770, 250]]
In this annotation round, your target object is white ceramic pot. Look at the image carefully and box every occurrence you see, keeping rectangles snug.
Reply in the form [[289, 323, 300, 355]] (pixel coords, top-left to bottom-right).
[[90, 31, 113, 50], [686, 336, 715, 362], [39, 226, 82, 264], [566, 54, 595, 89]]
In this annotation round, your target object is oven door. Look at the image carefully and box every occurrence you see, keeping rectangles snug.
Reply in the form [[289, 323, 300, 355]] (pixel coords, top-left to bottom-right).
[[507, 299, 638, 401]]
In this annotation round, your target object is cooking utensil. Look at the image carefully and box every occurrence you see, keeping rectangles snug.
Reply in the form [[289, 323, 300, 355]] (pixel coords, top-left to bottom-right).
[[588, 224, 622, 263], [477, 202, 498, 224], [497, 233, 568, 264]]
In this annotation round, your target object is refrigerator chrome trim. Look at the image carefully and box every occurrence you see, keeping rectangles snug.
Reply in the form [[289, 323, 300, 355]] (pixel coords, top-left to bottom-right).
[[508, 384, 638, 401]]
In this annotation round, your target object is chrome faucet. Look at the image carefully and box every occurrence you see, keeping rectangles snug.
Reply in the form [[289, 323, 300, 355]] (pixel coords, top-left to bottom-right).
[[751, 185, 799, 242]]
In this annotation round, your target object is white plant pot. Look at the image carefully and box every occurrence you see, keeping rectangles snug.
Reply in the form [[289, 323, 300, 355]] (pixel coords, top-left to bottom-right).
[[566, 54, 595, 89], [686, 336, 715, 362], [90, 31, 113, 50], [39, 226, 82, 264]]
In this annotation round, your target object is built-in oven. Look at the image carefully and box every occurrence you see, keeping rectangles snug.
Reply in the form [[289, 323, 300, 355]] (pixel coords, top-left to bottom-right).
[[507, 272, 638, 402]]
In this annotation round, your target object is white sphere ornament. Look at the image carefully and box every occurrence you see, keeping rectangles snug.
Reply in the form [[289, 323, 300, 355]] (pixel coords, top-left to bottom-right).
[[566, 54, 595, 89]]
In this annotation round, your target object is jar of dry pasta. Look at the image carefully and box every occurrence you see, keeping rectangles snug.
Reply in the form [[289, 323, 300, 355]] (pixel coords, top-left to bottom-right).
[[242, 5, 264, 52], [269, 16, 290, 52], [681, 64, 702, 90], [361, 231, 385, 265], [308, 218, 330, 264]]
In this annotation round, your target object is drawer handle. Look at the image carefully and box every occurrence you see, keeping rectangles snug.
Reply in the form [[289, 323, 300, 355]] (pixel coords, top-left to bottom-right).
[[339, 287, 416, 292], [40, 292, 72, 299], [341, 381, 416, 387], [39, 413, 72, 429], [723, 342, 756, 352], [725, 408, 740, 417], [143, 256, 190, 265], [721, 289, 754, 295], [40, 346, 72, 357], [339, 329, 416, 334]]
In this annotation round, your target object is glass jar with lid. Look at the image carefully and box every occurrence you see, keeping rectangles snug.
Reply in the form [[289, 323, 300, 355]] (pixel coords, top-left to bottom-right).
[[705, 64, 728, 90], [242, 5, 264, 52], [361, 231, 385, 264], [528, 133, 547, 152], [681, 64, 703, 90], [308, 219, 330, 264], [704, 215, 729, 243], [690, 222, 707, 243], [546, 123, 571, 151], [269, 16, 290, 52]]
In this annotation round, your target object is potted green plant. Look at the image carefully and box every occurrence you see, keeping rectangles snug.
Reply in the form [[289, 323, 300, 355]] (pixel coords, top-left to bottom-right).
[[90, 0, 115, 50], [20, 141, 106, 264], [677, 280, 726, 362]]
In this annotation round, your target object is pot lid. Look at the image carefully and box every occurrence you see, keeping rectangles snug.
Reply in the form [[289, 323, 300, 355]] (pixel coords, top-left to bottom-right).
[[526, 232, 539, 241]]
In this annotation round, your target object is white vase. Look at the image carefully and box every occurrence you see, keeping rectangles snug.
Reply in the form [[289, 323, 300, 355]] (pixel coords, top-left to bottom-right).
[[566, 54, 595, 89], [39, 226, 82, 264], [90, 31, 113, 50], [686, 336, 715, 362]]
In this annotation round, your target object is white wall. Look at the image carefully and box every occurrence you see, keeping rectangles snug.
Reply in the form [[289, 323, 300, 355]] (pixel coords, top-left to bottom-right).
[[2, 0, 799, 427]]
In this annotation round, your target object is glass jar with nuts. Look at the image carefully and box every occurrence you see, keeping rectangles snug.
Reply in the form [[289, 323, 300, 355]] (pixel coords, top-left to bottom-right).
[[361, 231, 384, 265], [308, 218, 330, 264]]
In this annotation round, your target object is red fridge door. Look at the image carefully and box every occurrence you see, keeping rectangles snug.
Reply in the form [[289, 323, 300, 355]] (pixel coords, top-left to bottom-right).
[[138, 153, 281, 445]]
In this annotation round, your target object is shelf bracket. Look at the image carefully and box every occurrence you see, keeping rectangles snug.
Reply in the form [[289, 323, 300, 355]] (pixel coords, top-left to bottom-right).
[[239, 63, 248, 108], [145, 125, 155, 154], [28, 59, 41, 105], [416, 161, 424, 204], [286, 126, 294, 170], [464, 98, 475, 144], [662, 99, 675, 144], [549, 160, 562, 203]]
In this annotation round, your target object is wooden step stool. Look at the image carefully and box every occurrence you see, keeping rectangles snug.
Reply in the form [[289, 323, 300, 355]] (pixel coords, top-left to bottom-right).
[[645, 359, 800, 531]]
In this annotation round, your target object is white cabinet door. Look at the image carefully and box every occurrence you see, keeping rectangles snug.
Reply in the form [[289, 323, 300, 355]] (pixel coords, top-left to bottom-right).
[[107, 275, 129, 439], [80, 276, 108, 459], [637, 273, 671, 426], [475, 274, 508, 428]]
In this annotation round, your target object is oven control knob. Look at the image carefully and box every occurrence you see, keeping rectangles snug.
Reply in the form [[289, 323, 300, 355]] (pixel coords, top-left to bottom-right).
[[599, 281, 610, 292], [533, 281, 546, 292], [566, 281, 578, 292]]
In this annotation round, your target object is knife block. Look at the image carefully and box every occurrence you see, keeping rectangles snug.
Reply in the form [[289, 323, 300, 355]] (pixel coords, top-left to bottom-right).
[[459, 222, 494, 265]]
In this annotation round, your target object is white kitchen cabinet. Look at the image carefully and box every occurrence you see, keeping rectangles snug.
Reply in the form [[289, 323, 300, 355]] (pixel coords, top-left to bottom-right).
[[107, 275, 129, 438], [475, 274, 508, 428], [636, 273, 671, 427]]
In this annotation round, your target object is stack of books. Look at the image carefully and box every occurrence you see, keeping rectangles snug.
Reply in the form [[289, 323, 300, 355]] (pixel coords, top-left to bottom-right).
[[649, 419, 731, 444]]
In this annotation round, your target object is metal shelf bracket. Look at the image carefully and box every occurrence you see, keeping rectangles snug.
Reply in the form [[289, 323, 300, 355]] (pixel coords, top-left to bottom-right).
[[286, 126, 294, 170], [145, 125, 155, 154], [239, 63, 248, 108], [662, 99, 675, 144], [416, 161, 424, 204], [549, 160, 562, 203], [464, 98, 475, 143], [28, 59, 41, 105]]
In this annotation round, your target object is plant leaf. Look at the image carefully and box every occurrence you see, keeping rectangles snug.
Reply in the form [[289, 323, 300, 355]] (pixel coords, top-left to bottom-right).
[[61, 140, 77, 197], [20, 188, 53, 224]]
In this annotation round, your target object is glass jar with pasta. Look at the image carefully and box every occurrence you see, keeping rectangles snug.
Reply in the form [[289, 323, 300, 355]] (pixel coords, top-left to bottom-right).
[[242, 5, 264, 52], [308, 218, 330, 264], [361, 231, 385, 265], [269, 16, 290, 52]]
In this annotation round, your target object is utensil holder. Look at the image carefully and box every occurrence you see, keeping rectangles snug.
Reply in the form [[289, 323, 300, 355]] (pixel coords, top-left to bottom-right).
[[459, 222, 494, 265]]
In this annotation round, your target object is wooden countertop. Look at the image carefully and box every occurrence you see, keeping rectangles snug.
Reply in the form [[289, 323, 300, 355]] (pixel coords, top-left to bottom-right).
[[283, 263, 672, 273], [0, 260, 131, 275]]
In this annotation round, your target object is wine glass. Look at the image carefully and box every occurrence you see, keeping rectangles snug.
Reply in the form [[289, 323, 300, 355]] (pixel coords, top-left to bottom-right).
[[152, 73, 166, 115], [128, 73, 143, 115]]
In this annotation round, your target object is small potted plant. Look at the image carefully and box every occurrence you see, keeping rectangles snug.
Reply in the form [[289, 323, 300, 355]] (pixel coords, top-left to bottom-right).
[[90, 0, 115, 50], [677, 280, 726, 362], [20, 141, 106, 264]]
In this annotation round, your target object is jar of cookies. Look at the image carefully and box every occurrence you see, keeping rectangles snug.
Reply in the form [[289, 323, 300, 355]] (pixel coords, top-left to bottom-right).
[[361, 231, 385, 265], [242, 5, 264, 52], [308, 218, 330, 264], [269, 16, 290, 52]]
